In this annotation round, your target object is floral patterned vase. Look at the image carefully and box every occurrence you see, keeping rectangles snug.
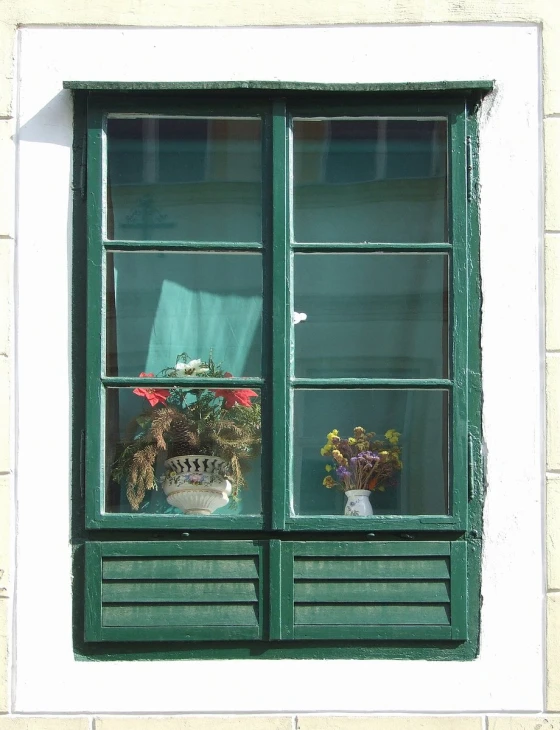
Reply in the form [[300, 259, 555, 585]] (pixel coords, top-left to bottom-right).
[[344, 489, 373, 516], [162, 455, 232, 515]]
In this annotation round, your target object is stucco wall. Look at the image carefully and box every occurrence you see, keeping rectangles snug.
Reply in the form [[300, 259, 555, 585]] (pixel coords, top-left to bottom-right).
[[1, 0, 559, 727]]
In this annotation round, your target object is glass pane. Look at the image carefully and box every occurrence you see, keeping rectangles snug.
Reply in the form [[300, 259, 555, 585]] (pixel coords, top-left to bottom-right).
[[105, 386, 262, 515], [294, 253, 448, 379], [106, 252, 263, 377], [106, 117, 262, 241], [293, 118, 447, 243], [292, 389, 448, 516]]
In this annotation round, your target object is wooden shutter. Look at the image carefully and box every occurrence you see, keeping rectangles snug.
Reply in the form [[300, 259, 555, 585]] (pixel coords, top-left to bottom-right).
[[277, 541, 468, 641], [85, 541, 264, 642]]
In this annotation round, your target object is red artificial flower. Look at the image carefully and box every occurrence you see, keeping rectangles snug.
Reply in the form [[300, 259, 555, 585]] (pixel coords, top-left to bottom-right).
[[212, 372, 258, 410], [132, 372, 170, 407]]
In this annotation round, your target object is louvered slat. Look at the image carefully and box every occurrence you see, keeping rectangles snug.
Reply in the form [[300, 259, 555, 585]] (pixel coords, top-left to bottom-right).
[[85, 541, 263, 642], [280, 541, 467, 641], [103, 580, 258, 603]]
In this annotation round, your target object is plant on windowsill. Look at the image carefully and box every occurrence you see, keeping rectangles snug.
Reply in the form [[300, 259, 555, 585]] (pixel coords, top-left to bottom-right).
[[112, 354, 261, 515], [320, 427, 402, 516]]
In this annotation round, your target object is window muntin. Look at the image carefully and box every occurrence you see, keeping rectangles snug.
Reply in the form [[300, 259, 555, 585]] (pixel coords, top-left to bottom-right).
[[86, 96, 469, 532]]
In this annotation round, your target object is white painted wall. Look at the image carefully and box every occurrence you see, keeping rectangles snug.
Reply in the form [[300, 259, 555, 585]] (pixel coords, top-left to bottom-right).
[[14, 25, 543, 713]]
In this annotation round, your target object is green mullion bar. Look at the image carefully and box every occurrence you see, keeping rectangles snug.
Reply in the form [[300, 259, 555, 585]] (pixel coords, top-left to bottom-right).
[[292, 378, 453, 389], [101, 377, 264, 388], [268, 540, 295, 640], [85, 98, 105, 526], [449, 103, 469, 529], [104, 241, 263, 252], [261, 108, 274, 528], [268, 539, 282, 640], [270, 99, 290, 531], [292, 243, 452, 253]]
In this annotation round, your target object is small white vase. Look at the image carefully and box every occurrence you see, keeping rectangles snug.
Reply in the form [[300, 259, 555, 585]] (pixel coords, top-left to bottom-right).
[[344, 489, 373, 516], [162, 454, 232, 515]]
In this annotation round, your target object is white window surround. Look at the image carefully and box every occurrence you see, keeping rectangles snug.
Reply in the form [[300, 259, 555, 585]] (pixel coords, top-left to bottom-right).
[[14, 25, 543, 713]]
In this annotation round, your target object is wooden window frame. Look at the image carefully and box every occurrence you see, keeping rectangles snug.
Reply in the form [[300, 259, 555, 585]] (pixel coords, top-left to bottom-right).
[[70, 82, 490, 658]]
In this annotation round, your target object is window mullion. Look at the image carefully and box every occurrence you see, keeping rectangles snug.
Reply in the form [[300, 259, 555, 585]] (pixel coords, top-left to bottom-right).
[[270, 99, 290, 531]]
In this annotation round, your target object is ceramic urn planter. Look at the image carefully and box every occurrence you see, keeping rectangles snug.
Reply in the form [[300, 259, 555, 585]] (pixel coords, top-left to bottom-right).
[[162, 454, 232, 515]]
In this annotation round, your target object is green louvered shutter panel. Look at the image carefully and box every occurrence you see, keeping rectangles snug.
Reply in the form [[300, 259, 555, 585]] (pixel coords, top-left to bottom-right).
[[85, 541, 263, 642], [278, 541, 468, 641]]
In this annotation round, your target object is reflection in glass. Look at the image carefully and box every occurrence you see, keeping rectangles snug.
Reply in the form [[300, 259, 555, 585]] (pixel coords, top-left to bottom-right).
[[293, 118, 447, 242], [294, 253, 448, 379], [106, 117, 262, 241], [105, 252, 263, 377], [292, 389, 448, 516], [105, 386, 262, 515]]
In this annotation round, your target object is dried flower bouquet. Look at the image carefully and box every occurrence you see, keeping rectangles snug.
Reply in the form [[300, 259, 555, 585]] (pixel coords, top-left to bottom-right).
[[321, 426, 402, 493]]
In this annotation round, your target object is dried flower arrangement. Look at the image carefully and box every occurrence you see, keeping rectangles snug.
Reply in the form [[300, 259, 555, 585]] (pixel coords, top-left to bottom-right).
[[112, 354, 261, 511], [320, 426, 402, 493]]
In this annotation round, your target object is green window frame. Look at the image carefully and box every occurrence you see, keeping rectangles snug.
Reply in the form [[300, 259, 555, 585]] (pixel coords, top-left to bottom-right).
[[69, 81, 490, 659]]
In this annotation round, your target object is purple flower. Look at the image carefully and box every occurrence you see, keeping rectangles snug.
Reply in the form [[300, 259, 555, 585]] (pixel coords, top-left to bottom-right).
[[358, 450, 379, 461], [336, 466, 350, 479]]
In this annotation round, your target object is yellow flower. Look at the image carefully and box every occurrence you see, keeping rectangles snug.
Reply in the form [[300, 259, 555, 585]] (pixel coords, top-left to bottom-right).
[[332, 449, 348, 466], [348, 437, 356, 445], [354, 426, 365, 437], [326, 429, 339, 441], [325, 464, 332, 472], [378, 486, 385, 492], [357, 441, 369, 450], [385, 429, 401, 444], [380, 450, 388, 455], [323, 476, 336, 488]]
